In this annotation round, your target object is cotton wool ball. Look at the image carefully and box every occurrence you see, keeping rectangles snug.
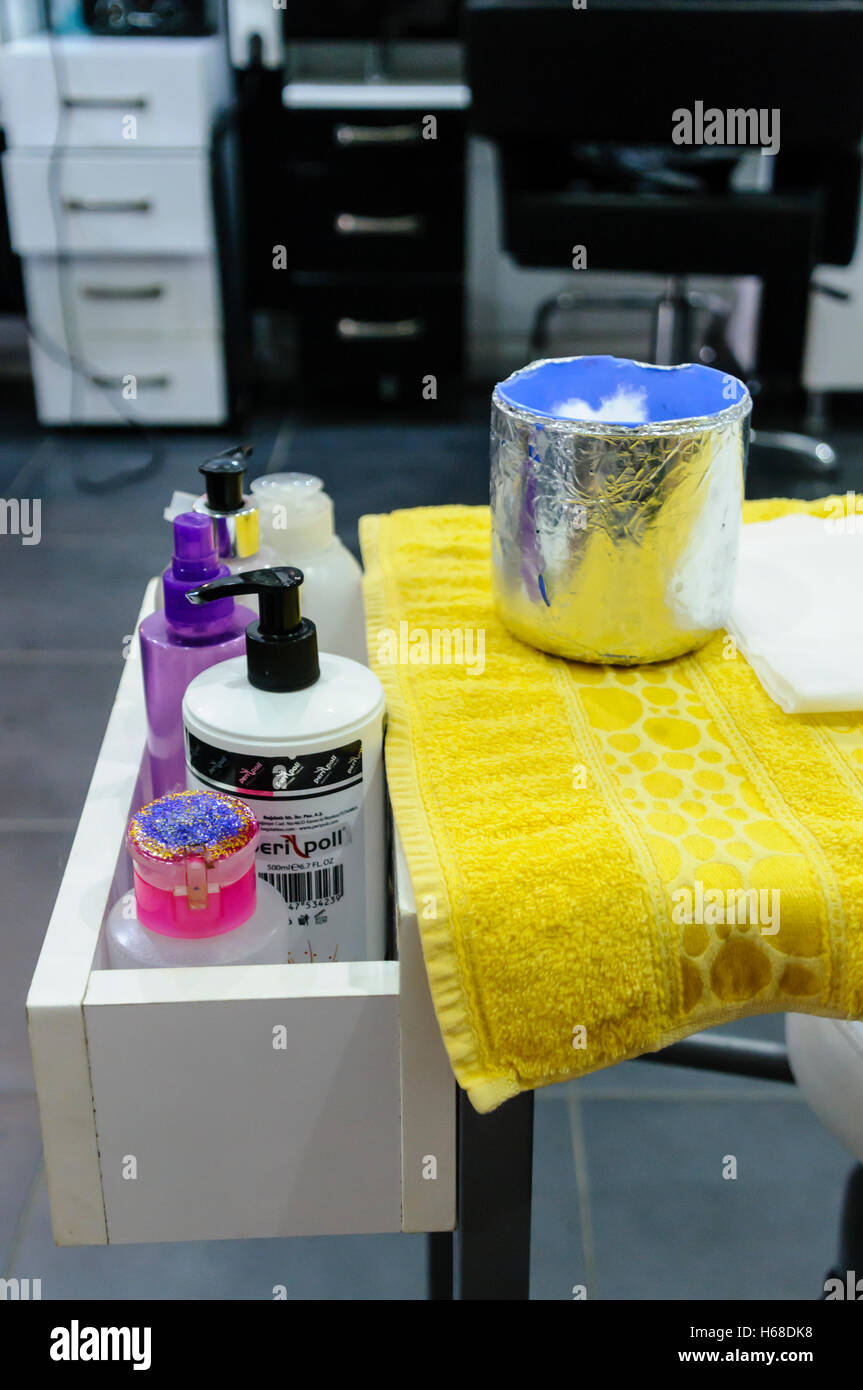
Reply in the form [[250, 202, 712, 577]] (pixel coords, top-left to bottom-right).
[[552, 385, 649, 424]]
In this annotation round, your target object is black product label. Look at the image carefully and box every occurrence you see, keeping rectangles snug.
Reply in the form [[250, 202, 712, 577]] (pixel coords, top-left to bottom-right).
[[185, 733, 363, 801], [185, 729, 370, 961]]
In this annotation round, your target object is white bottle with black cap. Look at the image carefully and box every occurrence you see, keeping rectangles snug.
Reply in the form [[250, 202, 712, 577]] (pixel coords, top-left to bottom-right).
[[182, 567, 386, 964], [163, 445, 261, 615], [193, 445, 260, 574]]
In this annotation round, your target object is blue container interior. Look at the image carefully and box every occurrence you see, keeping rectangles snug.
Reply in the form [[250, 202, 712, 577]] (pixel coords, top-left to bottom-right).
[[496, 355, 743, 426]]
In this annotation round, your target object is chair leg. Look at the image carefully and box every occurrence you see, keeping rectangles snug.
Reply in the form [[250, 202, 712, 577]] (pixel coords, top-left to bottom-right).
[[823, 1164, 863, 1298], [757, 273, 811, 406], [652, 275, 692, 365]]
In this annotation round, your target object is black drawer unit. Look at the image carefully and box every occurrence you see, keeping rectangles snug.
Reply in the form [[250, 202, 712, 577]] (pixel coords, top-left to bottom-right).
[[280, 99, 467, 407], [290, 272, 464, 404], [285, 107, 466, 178], [284, 170, 464, 273], [279, 1, 461, 40]]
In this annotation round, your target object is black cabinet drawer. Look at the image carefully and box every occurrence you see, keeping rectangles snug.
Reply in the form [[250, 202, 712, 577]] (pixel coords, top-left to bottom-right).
[[280, 2, 460, 40], [284, 170, 464, 273], [290, 273, 463, 400], [285, 107, 466, 178]]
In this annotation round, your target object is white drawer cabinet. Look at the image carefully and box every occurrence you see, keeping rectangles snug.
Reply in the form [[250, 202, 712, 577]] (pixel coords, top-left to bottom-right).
[[29, 334, 228, 425], [27, 584, 456, 1245], [0, 36, 229, 150], [23, 255, 222, 341], [3, 150, 214, 256], [1, 33, 233, 426]]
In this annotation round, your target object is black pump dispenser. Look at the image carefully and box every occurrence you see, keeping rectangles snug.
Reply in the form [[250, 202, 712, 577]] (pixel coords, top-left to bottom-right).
[[187, 567, 320, 692], [199, 445, 254, 514]]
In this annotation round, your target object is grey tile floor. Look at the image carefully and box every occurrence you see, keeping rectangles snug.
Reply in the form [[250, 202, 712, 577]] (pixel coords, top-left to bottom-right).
[[0, 396, 859, 1300]]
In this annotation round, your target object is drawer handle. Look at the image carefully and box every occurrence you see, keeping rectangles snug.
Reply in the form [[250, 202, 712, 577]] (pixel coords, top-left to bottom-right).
[[81, 284, 164, 301], [90, 374, 170, 389], [62, 96, 149, 111], [337, 317, 424, 341], [335, 213, 423, 237], [334, 122, 420, 147], [63, 198, 152, 215]]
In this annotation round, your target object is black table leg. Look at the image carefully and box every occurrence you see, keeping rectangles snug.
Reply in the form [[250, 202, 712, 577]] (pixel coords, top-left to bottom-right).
[[427, 1231, 454, 1300], [454, 1087, 534, 1300], [838, 1164, 863, 1273]]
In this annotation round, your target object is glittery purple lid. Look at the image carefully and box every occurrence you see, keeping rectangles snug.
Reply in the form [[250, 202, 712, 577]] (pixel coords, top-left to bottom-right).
[[128, 790, 257, 865]]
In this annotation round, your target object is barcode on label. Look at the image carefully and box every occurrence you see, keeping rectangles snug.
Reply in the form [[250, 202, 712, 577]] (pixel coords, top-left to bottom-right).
[[260, 865, 344, 907]]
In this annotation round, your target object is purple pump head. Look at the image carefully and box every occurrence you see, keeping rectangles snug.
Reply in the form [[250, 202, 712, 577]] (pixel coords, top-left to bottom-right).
[[163, 513, 234, 635]]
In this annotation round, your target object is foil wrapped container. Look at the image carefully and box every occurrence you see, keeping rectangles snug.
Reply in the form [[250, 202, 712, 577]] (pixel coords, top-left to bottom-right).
[[490, 356, 751, 664]]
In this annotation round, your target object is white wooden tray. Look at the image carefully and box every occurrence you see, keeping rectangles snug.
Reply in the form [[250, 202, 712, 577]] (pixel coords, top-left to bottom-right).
[[27, 582, 455, 1245]]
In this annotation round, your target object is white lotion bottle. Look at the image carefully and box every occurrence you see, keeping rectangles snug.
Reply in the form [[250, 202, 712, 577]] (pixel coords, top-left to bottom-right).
[[250, 473, 366, 663], [182, 567, 385, 964]]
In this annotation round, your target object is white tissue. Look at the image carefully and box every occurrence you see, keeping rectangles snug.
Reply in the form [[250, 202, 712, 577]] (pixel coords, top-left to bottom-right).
[[728, 513, 863, 714], [552, 385, 649, 424]]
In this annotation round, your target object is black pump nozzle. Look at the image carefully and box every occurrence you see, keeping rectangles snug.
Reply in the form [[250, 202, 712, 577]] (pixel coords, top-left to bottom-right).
[[199, 445, 254, 514], [188, 567, 319, 692], [193, 566, 302, 634]]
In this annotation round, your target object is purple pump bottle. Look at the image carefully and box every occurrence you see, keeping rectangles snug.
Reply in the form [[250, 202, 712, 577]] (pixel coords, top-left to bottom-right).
[[140, 513, 253, 797]]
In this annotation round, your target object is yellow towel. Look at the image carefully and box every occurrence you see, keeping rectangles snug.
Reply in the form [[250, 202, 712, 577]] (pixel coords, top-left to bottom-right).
[[360, 495, 863, 1113]]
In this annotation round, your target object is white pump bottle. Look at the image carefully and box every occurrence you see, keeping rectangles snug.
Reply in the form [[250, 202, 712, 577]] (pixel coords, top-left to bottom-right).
[[182, 567, 385, 965]]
